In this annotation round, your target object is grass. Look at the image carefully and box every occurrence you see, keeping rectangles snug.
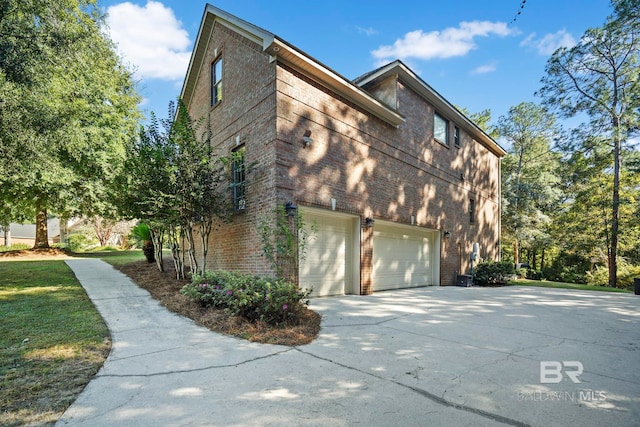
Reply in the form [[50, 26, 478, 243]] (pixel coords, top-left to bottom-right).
[[78, 248, 146, 266], [0, 260, 111, 426], [510, 278, 632, 293]]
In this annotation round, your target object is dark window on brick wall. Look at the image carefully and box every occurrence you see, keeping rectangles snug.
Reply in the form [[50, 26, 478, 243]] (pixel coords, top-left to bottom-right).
[[231, 145, 245, 211], [469, 198, 475, 224], [211, 56, 223, 107], [454, 126, 460, 147]]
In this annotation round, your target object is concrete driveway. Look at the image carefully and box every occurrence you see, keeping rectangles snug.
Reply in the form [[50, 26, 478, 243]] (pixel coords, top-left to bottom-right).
[[58, 259, 640, 426]]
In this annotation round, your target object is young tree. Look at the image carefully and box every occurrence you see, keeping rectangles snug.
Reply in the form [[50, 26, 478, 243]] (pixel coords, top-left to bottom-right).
[[537, 0, 640, 286], [0, 0, 141, 248], [498, 102, 562, 267], [121, 100, 235, 278]]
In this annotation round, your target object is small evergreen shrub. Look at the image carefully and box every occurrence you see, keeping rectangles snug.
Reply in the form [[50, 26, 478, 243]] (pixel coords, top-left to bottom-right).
[[181, 270, 312, 325], [473, 261, 515, 286]]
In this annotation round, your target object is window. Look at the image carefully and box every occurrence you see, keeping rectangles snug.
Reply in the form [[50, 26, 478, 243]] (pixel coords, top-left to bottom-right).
[[454, 126, 460, 147], [434, 112, 449, 146], [231, 146, 245, 211], [211, 56, 223, 106], [469, 198, 475, 224]]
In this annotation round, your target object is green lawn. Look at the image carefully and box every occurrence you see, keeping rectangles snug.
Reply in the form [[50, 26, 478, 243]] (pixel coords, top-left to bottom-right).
[[0, 260, 111, 426], [510, 278, 632, 293], [78, 248, 146, 266]]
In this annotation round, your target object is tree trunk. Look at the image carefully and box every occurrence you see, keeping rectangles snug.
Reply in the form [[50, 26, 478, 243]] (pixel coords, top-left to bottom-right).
[[608, 121, 622, 288], [513, 240, 519, 265], [167, 225, 184, 280], [184, 221, 198, 276], [149, 227, 164, 272], [34, 207, 49, 248], [199, 219, 212, 275], [2, 224, 11, 247], [541, 247, 546, 271]]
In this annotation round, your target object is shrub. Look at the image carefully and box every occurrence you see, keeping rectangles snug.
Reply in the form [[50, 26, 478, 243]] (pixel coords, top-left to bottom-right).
[[586, 260, 640, 290], [526, 269, 543, 280], [542, 252, 590, 284], [67, 233, 98, 252], [181, 270, 312, 325], [473, 261, 515, 286]]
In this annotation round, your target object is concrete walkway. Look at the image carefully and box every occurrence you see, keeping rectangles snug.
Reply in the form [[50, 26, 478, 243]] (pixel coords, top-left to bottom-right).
[[57, 259, 640, 426]]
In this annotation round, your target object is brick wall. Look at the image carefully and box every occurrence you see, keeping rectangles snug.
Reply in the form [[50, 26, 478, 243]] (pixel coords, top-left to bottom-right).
[[187, 23, 278, 276], [188, 23, 501, 288], [275, 66, 500, 287]]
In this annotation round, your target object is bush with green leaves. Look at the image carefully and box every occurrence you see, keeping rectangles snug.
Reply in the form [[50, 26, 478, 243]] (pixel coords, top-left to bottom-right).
[[586, 260, 640, 290], [526, 269, 544, 280], [181, 270, 312, 325], [542, 251, 590, 284], [67, 233, 98, 252], [473, 261, 515, 286]]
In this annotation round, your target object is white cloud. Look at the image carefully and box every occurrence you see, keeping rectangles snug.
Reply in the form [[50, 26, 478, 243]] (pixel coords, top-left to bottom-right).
[[106, 1, 191, 80], [357, 26, 378, 36], [520, 30, 576, 55], [372, 21, 515, 62], [471, 63, 497, 74]]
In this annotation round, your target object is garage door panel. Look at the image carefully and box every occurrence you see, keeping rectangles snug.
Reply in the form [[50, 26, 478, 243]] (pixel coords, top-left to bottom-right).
[[373, 225, 435, 291], [300, 212, 353, 297]]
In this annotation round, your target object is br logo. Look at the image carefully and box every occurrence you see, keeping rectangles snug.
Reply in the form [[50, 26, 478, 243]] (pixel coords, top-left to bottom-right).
[[540, 361, 584, 383]]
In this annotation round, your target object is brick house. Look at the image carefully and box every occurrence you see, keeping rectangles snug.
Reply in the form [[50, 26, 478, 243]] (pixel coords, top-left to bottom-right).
[[181, 4, 506, 296]]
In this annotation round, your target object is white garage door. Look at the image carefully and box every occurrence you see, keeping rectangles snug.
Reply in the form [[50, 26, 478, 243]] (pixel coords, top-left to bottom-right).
[[299, 210, 355, 297], [373, 223, 436, 291]]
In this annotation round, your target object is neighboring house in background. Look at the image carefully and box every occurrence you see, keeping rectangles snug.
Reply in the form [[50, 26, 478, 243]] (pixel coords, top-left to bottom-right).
[[1, 218, 62, 247], [181, 4, 506, 296]]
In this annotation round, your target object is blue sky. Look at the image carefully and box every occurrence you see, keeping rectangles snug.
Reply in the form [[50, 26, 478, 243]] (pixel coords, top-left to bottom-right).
[[100, 0, 614, 127]]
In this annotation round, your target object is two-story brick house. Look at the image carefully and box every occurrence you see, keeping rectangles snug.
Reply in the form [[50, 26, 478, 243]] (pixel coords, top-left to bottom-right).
[[180, 4, 506, 296]]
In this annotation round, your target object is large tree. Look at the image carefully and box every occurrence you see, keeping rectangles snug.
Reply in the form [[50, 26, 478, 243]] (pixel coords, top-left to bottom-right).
[[553, 134, 640, 270], [497, 102, 562, 268], [0, 0, 141, 248], [537, 0, 640, 286]]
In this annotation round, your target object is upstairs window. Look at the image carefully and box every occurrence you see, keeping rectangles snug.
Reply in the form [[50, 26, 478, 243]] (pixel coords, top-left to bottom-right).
[[231, 146, 245, 211], [211, 56, 223, 107], [434, 112, 449, 146], [469, 198, 475, 224], [454, 126, 460, 147]]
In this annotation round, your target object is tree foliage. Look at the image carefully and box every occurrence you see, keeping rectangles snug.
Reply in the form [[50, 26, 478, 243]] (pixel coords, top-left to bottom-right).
[[0, 0, 141, 247], [498, 102, 562, 268], [537, 0, 640, 286], [120, 100, 234, 278], [455, 106, 499, 139]]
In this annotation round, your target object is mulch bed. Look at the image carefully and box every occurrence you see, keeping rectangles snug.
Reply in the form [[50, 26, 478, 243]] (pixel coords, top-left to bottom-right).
[[114, 259, 322, 346]]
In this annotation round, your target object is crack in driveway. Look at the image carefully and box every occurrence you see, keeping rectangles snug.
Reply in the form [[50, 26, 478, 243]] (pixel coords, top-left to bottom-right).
[[294, 347, 532, 427], [96, 348, 294, 378]]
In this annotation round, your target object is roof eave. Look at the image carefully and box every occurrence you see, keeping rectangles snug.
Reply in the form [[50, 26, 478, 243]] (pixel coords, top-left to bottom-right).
[[356, 61, 507, 157], [180, 4, 275, 110], [265, 39, 404, 128]]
